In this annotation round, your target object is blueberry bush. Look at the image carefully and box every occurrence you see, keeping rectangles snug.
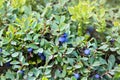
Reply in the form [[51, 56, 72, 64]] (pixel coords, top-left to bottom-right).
[[0, 0, 120, 80]]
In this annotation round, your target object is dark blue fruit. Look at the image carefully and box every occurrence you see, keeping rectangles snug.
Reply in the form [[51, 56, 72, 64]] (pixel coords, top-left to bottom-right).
[[84, 49, 90, 55], [94, 74, 100, 79], [0, 48, 2, 53], [59, 33, 68, 43], [87, 26, 94, 33], [109, 39, 115, 43], [74, 73, 80, 79], [18, 70, 24, 75], [27, 48, 33, 53], [59, 37, 67, 43], [38, 52, 46, 61], [62, 33, 67, 37], [5, 61, 12, 67]]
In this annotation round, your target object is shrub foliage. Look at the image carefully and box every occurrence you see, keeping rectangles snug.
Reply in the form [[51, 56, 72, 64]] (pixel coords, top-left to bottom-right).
[[0, 0, 120, 80]]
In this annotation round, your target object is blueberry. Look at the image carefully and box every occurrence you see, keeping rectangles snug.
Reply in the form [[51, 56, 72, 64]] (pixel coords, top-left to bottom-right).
[[74, 73, 80, 79], [5, 61, 12, 67], [59, 33, 68, 43], [0, 48, 2, 53], [59, 36, 67, 43], [109, 39, 115, 43], [87, 26, 94, 33], [38, 52, 46, 61], [27, 48, 33, 53], [95, 74, 100, 79], [18, 70, 24, 75], [62, 33, 67, 37], [84, 49, 90, 55]]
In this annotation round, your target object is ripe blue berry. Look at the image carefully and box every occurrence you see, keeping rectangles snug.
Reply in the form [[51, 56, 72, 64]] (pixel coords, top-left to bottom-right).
[[109, 39, 115, 43], [38, 52, 46, 61], [62, 33, 67, 37], [84, 49, 90, 55], [27, 48, 33, 53], [74, 73, 80, 79], [59, 33, 68, 43], [0, 48, 2, 53], [18, 70, 24, 75], [95, 74, 100, 79], [59, 37, 67, 43], [5, 61, 12, 67], [87, 26, 94, 33]]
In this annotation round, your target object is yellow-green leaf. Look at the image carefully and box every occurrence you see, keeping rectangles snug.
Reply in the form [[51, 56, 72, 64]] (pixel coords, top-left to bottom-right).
[[42, 76, 48, 80]]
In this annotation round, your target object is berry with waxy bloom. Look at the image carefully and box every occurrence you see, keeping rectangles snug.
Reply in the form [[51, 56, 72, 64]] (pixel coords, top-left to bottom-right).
[[94, 74, 100, 79], [109, 38, 115, 43], [74, 73, 80, 79], [38, 52, 46, 61], [87, 26, 94, 33], [5, 61, 12, 67], [59, 33, 68, 43], [0, 48, 2, 53], [84, 49, 90, 55], [27, 48, 33, 53], [18, 70, 24, 75], [27, 48, 33, 57]]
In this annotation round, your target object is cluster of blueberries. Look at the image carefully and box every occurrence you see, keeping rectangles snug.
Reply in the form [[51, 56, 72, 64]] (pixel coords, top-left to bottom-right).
[[74, 73, 100, 79], [0, 27, 115, 78], [27, 47, 46, 61], [59, 32, 100, 79]]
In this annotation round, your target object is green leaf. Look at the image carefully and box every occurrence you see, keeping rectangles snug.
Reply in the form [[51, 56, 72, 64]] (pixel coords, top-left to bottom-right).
[[61, 70, 66, 78], [99, 58, 107, 65], [66, 48, 74, 54], [3, 51, 10, 56], [74, 64, 82, 69], [36, 48, 43, 53], [11, 60, 20, 64], [42, 76, 48, 80], [0, 0, 4, 8], [6, 70, 15, 80], [71, 77, 77, 80], [24, 34, 32, 41], [110, 47, 119, 52], [28, 44, 39, 49], [1, 75, 6, 80], [11, 41, 17, 45], [32, 21, 37, 29], [27, 77, 36, 80], [33, 34, 40, 40], [65, 77, 71, 80], [12, 52, 19, 57], [81, 77, 87, 80], [98, 44, 109, 51], [108, 55, 115, 70], [68, 58, 74, 65], [92, 61, 101, 67], [60, 16, 65, 23]]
